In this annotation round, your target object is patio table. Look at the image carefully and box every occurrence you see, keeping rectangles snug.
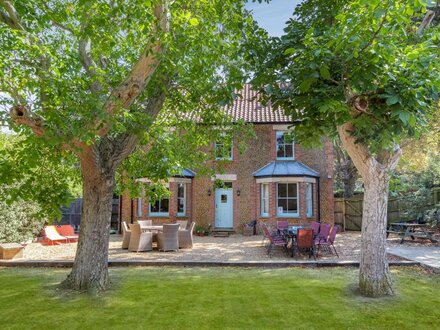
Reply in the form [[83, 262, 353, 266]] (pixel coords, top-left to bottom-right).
[[386, 222, 437, 244], [140, 225, 163, 232]]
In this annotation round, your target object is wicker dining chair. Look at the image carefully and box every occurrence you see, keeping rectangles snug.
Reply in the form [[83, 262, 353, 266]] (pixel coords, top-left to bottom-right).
[[128, 223, 153, 252], [157, 223, 180, 252], [178, 222, 196, 248], [121, 221, 131, 249], [176, 220, 188, 231]]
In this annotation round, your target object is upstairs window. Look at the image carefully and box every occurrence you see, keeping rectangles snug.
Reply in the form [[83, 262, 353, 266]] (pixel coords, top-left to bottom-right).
[[215, 135, 233, 160], [276, 131, 294, 160]]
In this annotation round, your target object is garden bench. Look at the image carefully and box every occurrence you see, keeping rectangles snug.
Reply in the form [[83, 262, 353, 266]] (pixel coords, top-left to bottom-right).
[[0, 243, 24, 260]]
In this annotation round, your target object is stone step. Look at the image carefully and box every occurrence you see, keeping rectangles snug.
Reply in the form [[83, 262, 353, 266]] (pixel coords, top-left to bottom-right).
[[213, 232, 230, 237]]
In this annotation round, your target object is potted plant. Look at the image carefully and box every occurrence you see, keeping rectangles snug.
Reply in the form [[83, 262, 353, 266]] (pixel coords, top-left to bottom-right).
[[195, 226, 207, 236]]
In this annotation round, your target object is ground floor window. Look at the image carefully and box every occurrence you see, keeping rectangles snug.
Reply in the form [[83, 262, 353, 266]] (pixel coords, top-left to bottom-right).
[[306, 183, 313, 217], [261, 183, 269, 217], [277, 183, 299, 217], [137, 197, 142, 217], [150, 188, 170, 216], [177, 183, 186, 216]]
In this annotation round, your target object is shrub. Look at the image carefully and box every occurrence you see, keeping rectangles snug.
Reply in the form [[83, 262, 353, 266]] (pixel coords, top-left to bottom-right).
[[0, 198, 46, 244]]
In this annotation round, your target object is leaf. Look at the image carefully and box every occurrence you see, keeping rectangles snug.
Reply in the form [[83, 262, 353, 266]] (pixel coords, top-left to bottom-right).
[[189, 18, 199, 26], [398, 111, 410, 124], [386, 95, 400, 105], [319, 66, 331, 80], [284, 48, 295, 55], [299, 78, 316, 92]]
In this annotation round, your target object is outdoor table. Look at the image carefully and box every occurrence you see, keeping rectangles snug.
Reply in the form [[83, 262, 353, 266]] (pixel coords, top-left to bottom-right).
[[140, 225, 163, 232], [386, 222, 437, 244]]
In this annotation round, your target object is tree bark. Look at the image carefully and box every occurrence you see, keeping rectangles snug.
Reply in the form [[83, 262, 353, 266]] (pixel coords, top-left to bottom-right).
[[358, 167, 393, 297], [62, 149, 116, 292], [338, 123, 400, 297]]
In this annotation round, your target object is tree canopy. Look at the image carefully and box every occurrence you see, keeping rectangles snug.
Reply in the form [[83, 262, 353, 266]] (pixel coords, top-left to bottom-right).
[[252, 0, 439, 151]]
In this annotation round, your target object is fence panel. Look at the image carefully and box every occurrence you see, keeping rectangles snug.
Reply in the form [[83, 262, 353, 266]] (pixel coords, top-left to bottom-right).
[[334, 195, 401, 231]]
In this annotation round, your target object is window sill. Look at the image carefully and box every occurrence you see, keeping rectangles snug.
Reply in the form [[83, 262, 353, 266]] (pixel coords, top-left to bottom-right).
[[149, 213, 170, 217], [276, 157, 295, 161], [276, 214, 300, 218]]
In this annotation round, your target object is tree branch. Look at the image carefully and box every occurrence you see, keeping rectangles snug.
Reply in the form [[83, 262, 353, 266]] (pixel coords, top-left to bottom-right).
[[40, 2, 75, 34], [417, 10, 436, 35], [337, 122, 372, 176], [0, 0, 24, 30], [358, 8, 388, 55], [10, 105, 45, 137], [96, 0, 169, 137]]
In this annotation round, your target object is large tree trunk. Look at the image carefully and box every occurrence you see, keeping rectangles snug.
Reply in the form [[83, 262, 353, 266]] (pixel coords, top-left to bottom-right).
[[358, 168, 393, 297], [62, 151, 116, 292], [338, 123, 401, 297]]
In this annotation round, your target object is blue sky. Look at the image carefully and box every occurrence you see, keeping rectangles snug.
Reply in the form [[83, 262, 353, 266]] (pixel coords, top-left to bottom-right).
[[245, 0, 303, 36]]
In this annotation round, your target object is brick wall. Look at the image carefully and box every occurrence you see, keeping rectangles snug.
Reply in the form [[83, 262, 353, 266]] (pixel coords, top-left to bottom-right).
[[120, 124, 335, 230]]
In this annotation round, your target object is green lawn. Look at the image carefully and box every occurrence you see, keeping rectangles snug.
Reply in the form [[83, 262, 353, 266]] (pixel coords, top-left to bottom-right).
[[0, 267, 439, 330]]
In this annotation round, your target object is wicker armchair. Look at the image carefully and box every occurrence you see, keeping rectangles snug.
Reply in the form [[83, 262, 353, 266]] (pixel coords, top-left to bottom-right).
[[157, 223, 180, 252], [176, 220, 188, 230], [121, 221, 131, 249], [178, 222, 196, 249], [128, 224, 153, 252]]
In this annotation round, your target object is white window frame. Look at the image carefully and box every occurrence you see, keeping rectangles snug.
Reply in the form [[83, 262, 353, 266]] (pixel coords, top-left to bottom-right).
[[276, 131, 295, 160], [149, 188, 170, 217], [137, 197, 143, 217], [306, 183, 313, 217], [261, 183, 269, 217], [177, 183, 186, 217], [215, 134, 233, 160], [276, 183, 299, 217]]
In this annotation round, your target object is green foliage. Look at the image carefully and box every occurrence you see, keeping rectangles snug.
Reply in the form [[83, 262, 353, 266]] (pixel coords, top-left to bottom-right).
[[0, 134, 80, 219], [0, 187, 46, 243], [0, 0, 261, 205], [389, 151, 440, 225], [251, 0, 440, 151]]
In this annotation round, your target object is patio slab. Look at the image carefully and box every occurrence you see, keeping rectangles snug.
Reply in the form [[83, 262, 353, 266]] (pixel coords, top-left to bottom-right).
[[387, 246, 440, 270]]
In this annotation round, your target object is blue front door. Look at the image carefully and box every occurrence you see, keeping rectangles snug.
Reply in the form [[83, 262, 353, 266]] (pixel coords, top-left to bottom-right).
[[215, 188, 233, 228]]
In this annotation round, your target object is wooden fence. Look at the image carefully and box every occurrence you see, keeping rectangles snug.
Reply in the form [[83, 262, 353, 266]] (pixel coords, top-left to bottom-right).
[[335, 196, 405, 231]]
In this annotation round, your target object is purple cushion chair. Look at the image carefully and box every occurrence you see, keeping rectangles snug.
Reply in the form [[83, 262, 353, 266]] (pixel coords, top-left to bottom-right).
[[262, 224, 287, 257], [314, 223, 331, 245], [276, 220, 289, 234], [316, 226, 339, 257], [311, 221, 320, 237]]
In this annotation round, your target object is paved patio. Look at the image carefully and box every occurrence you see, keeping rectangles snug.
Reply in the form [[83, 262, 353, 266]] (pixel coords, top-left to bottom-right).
[[15, 231, 433, 263]]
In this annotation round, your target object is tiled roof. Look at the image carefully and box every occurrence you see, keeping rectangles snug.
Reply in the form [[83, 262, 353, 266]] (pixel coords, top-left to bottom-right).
[[253, 161, 320, 178], [223, 84, 291, 123]]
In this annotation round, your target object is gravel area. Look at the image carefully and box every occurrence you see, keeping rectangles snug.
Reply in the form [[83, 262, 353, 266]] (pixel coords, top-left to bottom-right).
[[16, 231, 427, 262]]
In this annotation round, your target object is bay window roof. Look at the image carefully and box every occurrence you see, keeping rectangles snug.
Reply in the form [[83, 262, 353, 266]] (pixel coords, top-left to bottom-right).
[[253, 161, 319, 178]]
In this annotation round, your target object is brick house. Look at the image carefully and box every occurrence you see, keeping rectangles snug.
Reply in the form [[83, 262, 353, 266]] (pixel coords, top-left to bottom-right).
[[120, 85, 334, 231]]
